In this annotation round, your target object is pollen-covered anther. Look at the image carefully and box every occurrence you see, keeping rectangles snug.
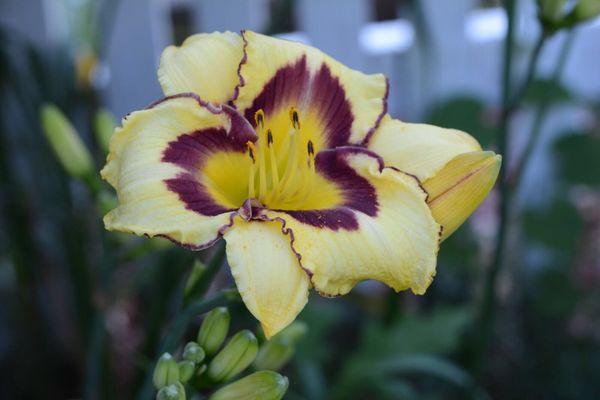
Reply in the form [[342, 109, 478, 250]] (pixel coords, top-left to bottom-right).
[[246, 141, 256, 163], [254, 109, 265, 128], [289, 107, 301, 129]]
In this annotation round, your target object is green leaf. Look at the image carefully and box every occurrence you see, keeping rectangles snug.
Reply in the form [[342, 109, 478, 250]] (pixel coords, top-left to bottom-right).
[[553, 132, 600, 186], [523, 199, 583, 257], [523, 79, 572, 105], [362, 306, 472, 357], [374, 355, 475, 389]]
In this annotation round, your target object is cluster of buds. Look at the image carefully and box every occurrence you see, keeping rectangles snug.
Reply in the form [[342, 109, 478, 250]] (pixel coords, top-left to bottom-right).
[[153, 307, 298, 400], [538, 0, 600, 32]]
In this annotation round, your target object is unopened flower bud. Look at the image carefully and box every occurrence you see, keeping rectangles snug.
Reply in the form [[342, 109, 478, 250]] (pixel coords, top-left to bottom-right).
[[538, 0, 567, 22], [196, 363, 207, 376], [276, 321, 308, 344], [183, 342, 205, 364], [93, 108, 116, 153], [156, 382, 186, 400], [208, 371, 288, 400], [178, 360, 195, 384], [572, 0, 600, 22], [253, 339, 294, 371], [423, 151, 501, 241], [254, 321, 307, 371], [40, 103, 93, 179], [197, 307, 230, 356], [184, 260, 207, 302], [208, 330, 258, 382], [153, 353, 180, 389]]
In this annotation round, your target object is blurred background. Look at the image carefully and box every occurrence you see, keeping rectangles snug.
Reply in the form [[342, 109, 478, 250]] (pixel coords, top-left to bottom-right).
[[1, 0, 599, 399]]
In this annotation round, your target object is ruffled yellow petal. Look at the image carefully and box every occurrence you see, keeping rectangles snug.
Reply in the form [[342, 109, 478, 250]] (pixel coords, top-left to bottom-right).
[[101, 95, 248, 248], [368, 116, 482, 181], [235, 30, 388, 146], [224, 217, 310, 338], [263, 150, 440, 296], [424, 151, 501, 240], [158, 32, 244, 104]]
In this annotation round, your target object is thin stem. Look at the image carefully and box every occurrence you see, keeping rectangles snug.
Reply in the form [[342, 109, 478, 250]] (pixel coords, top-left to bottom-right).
[[474, 1, 552, 374], [136, 289, 240, 400], [473, 0, 517, 374], [509, 30, 576, 188]]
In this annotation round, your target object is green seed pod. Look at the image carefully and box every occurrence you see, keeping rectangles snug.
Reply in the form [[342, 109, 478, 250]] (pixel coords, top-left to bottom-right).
[[253, 339, 294, 371], [40, 103, 93, 179], [153, 353, 180, 389], [93, 108, 116, 153], [208, 330, 258, 382], [197, 307, 230, 356], [208, 371, 288, 400], [178, 360, 195, 384], [182, 342, 205, 364], [156, 382, 186, 400]]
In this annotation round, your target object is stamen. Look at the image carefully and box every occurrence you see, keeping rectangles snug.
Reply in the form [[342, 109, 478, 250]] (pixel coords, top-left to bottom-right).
[[246, 141, 256, 198], [289, 107, 301, 129], [307, 140, 316, 173], [267, 129, 279, 188], [254, 109, 265, 128]]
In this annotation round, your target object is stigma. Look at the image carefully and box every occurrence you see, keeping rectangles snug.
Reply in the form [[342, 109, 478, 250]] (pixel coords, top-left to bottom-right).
[[246, 107, 316, 208]]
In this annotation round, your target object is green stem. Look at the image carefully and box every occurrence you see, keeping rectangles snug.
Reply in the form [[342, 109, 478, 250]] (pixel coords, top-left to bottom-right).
[[136, 289, 240, 400], [474, 2, 555, 373], [184, 240, 227, 306], [509, 30, 576, 189]]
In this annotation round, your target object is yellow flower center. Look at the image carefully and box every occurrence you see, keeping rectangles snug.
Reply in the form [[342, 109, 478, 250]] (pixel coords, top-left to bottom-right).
[[247, 108, 318, 208], [202, 107, 342, 211]]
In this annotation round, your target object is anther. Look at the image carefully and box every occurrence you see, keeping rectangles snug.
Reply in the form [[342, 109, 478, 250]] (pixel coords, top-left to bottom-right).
[[267, 129, 273, 147], [246, 141, 256, 163], [289, 107, 300, 129], [254, 109, 265, 128], [307, 140, 314, 156]]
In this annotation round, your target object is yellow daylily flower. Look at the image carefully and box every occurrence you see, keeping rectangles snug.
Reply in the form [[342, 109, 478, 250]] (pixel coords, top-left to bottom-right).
[[101, 30, 500, 338]]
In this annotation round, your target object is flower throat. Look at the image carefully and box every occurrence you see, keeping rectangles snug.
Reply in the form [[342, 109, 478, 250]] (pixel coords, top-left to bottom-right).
[[246, 108, 316, 209]]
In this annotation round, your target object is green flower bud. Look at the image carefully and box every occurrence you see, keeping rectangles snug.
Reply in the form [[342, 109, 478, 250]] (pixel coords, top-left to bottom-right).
[[156, 382, 186, 400], [208, 330, 258, 382], [93, 108, 116, 153], [184, 260, 207, 301], [182, 342, 205, 364], [153, 353, 180, 389], [538, 0, 567, 22], [196, 363, 207, 376], [208, 371, 288, 400], [197, 307, 230, 356], [573, 0, 600, 22], [178, 360, 195, 384], [40, 103, 93, 179], [275, 321, 308, 344], [253, 339, 294, 371]]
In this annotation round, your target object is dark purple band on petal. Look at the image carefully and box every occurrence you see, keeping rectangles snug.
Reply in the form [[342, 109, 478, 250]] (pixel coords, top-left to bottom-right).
[[165, 173, 232, 216], [156, 94, 257, 217], [275, 147, 380, 231], [162, 127, 246, 169], [242, 55, 354, 148]]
